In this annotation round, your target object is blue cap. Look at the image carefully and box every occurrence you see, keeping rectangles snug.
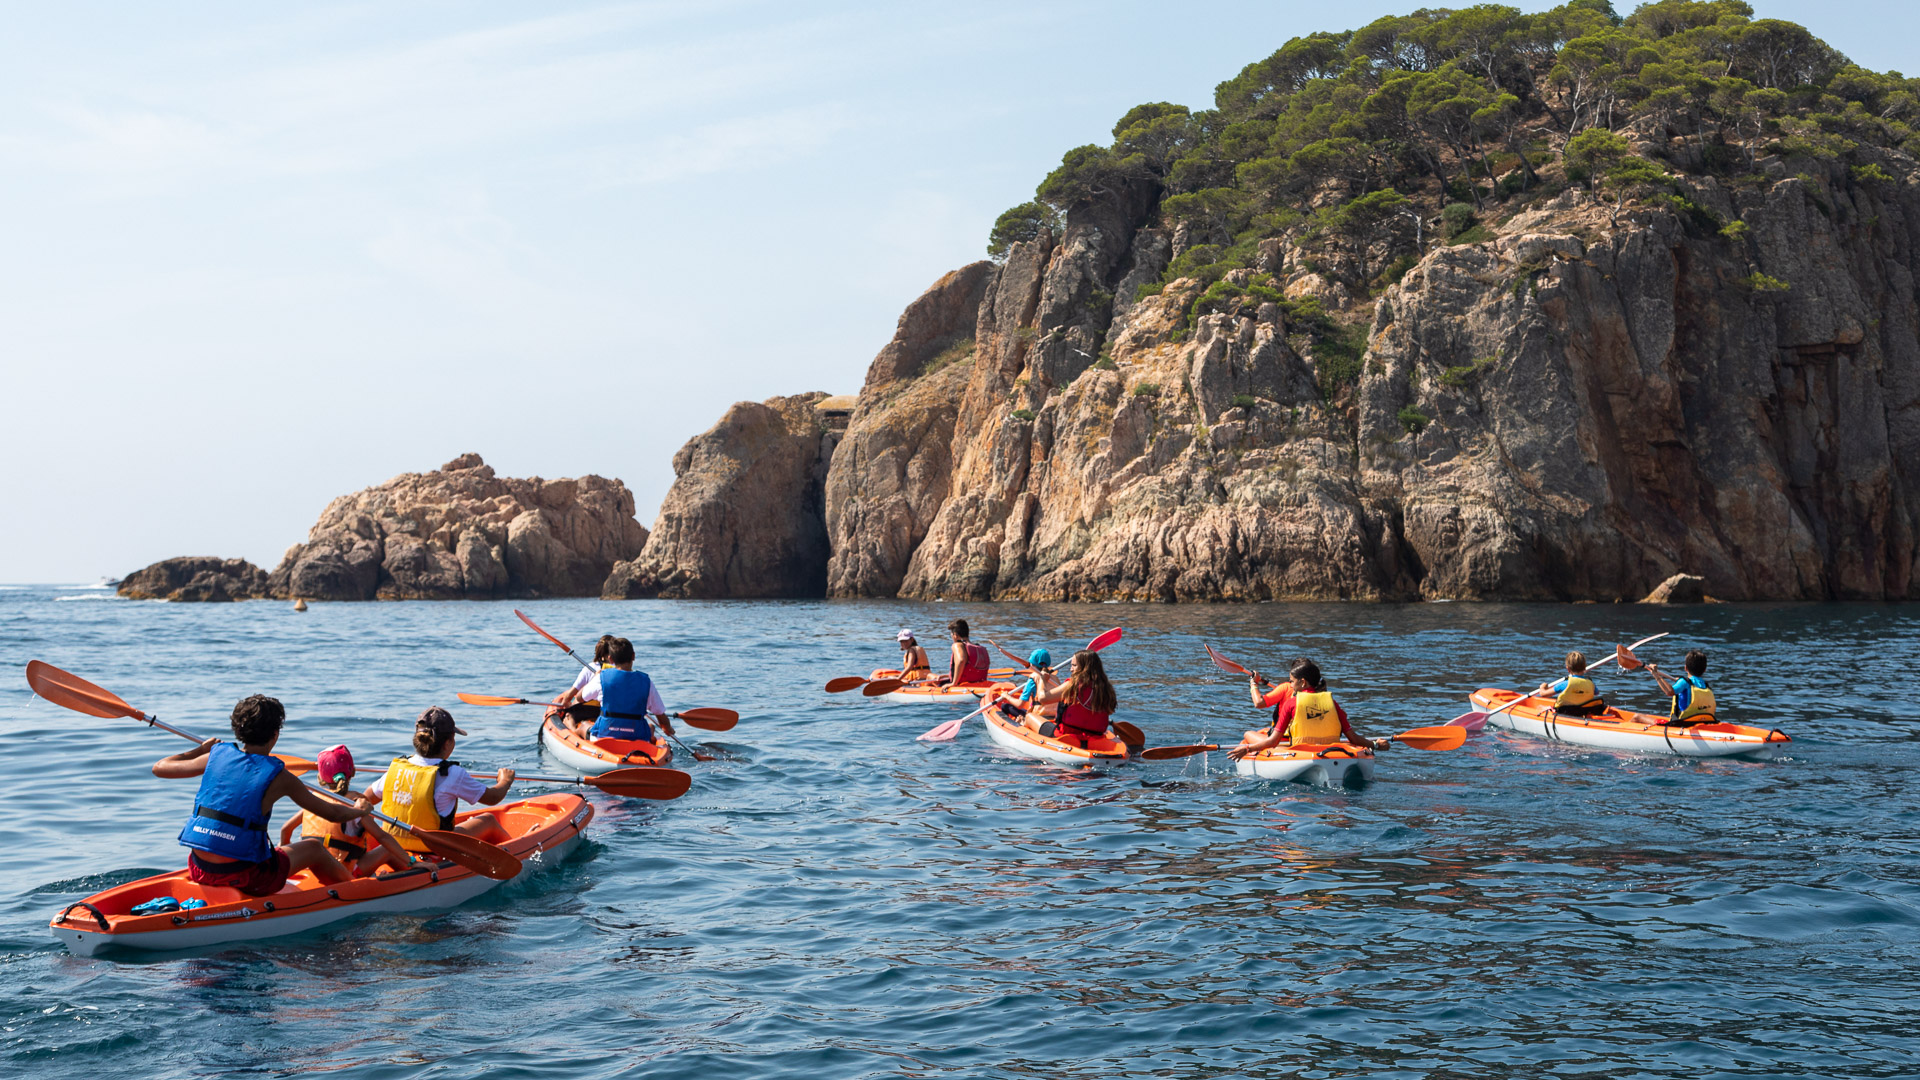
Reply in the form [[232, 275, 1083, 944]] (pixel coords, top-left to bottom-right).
[[1028, 648, 1052, 668]]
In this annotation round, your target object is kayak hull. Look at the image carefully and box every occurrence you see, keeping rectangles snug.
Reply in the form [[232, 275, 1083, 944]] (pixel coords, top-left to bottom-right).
[[1469, 688, 1790, 758], [51, 795, 592, 956], [539, 708, 671, 774], [868, 668, 1011, 704], [1234, 744, 1376, 787], [982, 702, 1129, 768]]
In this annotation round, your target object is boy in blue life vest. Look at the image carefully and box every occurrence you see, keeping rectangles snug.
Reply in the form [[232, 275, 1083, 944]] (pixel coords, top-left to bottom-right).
[[1648, 649, 1718, 726], [153, 695, 378, 896], [1537, 650, 1608, 716], [567, 637, 675, 744]]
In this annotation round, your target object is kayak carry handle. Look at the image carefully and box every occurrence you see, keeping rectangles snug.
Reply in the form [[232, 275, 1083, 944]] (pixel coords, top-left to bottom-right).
[[58, 902, 110, 932]]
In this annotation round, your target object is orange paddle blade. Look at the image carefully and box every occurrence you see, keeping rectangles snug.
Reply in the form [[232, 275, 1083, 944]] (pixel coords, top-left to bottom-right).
[[1394, 726, 1467, 751], [862, 679, 904, 697], [513, 609, 571, 652], [1615, 644, 1645, 671], [414, 830, 521, 881], [275, 754, 319, 774], [675, 708, 737, 732], [1141, 744, 1220, 760], [458, 692, 536, 707], [1112, 721, 1145, 747], [587, 767, 693, 800], [824, 677, 866, 693], [25, 661, 147, 720]]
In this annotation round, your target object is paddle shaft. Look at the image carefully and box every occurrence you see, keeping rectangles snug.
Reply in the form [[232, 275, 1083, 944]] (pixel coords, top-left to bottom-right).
[[515, 609, 596, 671]]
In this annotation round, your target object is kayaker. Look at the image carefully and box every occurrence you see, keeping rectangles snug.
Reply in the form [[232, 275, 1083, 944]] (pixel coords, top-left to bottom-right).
[[153, 694, 376, 896], [1015, 647, 1056, 708], [1229, 658, 1380, 759], [1024, 649, 1118, 747], [552, 634, 618, 727], [897, 629, 931, 681], [1536, 651, 1607, 716], [363, 707, 517, 847], [571, 637, 676, 744], [1648, 649, 1717, 726], [279, 743, 414, 877], [934, 618, 992, 687]]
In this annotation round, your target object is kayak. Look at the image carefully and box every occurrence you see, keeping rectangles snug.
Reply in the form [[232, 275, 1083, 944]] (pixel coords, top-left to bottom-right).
[[982, 700, 1129, 767], [50, 795, 592, 956], [1234, 743, 1376, 788], [1469, 688, 1791, 758], [868, 668, 1013, 704], [539, 706, 672, 774]]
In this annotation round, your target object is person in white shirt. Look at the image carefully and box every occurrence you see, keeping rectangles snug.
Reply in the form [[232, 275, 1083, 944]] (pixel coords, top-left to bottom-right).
[[363, 708, 516, 848], [552, 635, 617, 728]]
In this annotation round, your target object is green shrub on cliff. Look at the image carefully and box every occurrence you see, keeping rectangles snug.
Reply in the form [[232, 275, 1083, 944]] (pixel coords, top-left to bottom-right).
[[987, 203, 1060, 260], [987, 1, 1911, 302]]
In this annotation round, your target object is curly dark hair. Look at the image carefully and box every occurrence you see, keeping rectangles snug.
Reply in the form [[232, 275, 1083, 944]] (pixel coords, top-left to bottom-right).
[[230, 695, 286, 745]]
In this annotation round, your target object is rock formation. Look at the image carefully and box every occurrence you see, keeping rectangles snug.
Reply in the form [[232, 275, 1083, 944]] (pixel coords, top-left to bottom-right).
[[605, 395, 839, 599], [117, 557, 270, 602], [1641, 573, 1709, 604], [268, 454, 648, 601]]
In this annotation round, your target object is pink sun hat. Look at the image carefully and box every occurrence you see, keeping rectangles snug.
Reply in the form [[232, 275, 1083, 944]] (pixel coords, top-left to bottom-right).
[[316, 744, 355, 785]]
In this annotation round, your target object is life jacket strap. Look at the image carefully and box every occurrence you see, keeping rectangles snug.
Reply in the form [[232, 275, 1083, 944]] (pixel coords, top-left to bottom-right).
[[194, 804, 265, 830]]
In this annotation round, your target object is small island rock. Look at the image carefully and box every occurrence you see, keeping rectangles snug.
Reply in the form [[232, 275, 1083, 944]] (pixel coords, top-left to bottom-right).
[[117, 557, 270, 602]]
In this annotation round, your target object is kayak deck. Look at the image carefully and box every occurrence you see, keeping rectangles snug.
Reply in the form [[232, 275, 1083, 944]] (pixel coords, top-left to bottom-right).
[[51, 795, 592, 955], [540, 706, 672, 773], [1234, 742, 1376, 787], [1469, 688, 1790, 758], [982, 700, 1129, 767]]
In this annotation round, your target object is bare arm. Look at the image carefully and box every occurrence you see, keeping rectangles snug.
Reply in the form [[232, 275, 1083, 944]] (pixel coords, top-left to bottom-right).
[[152, 737, 218, 778], [654, 713, 674, 737], [275, 773, 369, 824], [1647, 662, 1675, 698], [477, 768, 516, 806], [279, 816, 299, 844], [364, 820, 412, 863]]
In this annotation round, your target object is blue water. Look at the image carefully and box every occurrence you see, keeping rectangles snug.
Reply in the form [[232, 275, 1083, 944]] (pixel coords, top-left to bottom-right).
[[1, 586, 1915, 1078]]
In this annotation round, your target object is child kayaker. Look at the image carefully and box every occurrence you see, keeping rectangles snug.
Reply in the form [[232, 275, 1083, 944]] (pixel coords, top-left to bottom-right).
[[1648, 649, 1717, 726], [1229, 658, 1380, 760], [934, 618, 992, 687], [154, 694, 377, 895], [279, 744, 413, 877], [897, 629, 931, 681], [1537, 650, 1607, 716], [552, 634, 617, 727], [569, 637, 676, 744], [1025, 649, 1118, 747], [363, 707, 517, 847], [1014, 648, 1056, 708]]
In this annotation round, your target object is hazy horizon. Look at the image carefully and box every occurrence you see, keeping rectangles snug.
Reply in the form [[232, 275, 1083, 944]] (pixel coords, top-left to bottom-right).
[[3, 0, 1912, 582]]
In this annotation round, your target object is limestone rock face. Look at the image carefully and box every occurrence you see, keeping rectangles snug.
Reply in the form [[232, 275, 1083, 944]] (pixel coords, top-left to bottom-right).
[[268, 454, 648, 600], [117, 557, 269, 602], [1641, 573, 1708, 603], [606, 394, 837, 599], [636, 156, 1920, 601]]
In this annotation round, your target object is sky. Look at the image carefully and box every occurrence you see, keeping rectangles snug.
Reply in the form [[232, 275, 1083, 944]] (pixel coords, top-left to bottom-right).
[[2, 1, 1914, 582]]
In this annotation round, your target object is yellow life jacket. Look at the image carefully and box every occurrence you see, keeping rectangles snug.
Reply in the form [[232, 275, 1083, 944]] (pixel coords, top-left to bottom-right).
[[379, 757, 452, 853], [1554, 675, 1598, 709], [300, 808, 367, 858], [1671, 676, 1717, 722], [1287, 690, 1342, 743]]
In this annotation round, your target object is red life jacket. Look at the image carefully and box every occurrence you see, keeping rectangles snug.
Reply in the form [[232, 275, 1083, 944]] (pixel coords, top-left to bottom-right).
[[957, 641, 990, 684], [1058, 685, 1111, 734]]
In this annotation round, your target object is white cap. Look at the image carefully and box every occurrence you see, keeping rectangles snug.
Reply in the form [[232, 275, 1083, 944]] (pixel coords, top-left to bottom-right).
[[896, 628, 915, 641]]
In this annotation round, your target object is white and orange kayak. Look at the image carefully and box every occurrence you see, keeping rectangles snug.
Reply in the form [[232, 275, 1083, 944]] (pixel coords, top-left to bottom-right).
[[982, 700, 1130, 768], [51, 795, 592, 956], [1234, 742, 1376, 787], [868, 668, 1014, 704], [1469, 688, 1791, 758], [539, 706, 672, 774]]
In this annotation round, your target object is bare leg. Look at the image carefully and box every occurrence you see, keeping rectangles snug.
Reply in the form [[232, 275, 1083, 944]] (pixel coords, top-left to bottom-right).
[[286, 839, 351, 885], [457, 813, 507, 844]]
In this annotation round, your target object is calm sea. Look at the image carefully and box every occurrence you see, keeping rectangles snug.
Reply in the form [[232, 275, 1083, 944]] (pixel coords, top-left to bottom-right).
[[1, 585, 1914, 1078]]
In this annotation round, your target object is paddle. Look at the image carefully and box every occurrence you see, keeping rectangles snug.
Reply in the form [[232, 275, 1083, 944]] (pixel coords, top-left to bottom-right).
[[825, 676, 868, 693], [24, 661, 521, 881], [514, 608, 596, 670], [457, 693, 735, 731], [1144, 724, 1465, 760], [916, 694, 1000, 742], [284, 760, 690, 800], [861, 679, 904, 697], [1203, 642, 1270, 685]]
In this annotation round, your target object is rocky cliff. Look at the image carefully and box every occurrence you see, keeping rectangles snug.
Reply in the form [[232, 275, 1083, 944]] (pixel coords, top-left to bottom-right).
[[117, 557, 270, 602], [268, 454, 649, 600]]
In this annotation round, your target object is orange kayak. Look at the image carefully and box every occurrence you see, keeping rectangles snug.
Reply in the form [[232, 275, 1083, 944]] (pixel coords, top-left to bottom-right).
[[51, 795, 592, 956], [1469, 688, 1791, 758], [982, 699, 1129, 767], [868, 668, 1015, 703], [539, 703, 672, 774]]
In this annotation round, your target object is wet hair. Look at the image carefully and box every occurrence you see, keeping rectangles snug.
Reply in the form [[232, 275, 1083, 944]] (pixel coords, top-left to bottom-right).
[[947, 618, 970, 639], [230, 695, 285, 745], [1684, 649, 1708, 676], [1066, 650, 1118, 715], [1566, 650, 1588, 674], [592, 635, 617, 665], [608, 637, 636, 665], [1289, 658, 1325, 691]]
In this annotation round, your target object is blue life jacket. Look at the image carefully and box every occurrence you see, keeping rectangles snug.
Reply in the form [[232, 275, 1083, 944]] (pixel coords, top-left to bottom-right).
[[178, 742, 284, 862], [592, 668, 656, 741]]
